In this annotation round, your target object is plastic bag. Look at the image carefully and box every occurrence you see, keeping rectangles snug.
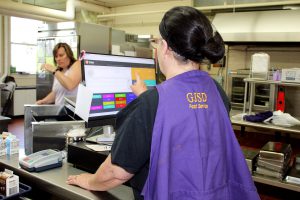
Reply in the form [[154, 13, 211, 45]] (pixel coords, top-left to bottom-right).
[[264, 110, 300, 127], [231, 113, 248, 121]]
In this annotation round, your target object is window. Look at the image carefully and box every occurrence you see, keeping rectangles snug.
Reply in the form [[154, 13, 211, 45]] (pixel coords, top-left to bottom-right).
[[10, 17, 43, 74]]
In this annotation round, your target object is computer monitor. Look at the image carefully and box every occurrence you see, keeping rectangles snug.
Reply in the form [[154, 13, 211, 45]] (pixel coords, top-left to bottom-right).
[[81, 52, 156, 125]]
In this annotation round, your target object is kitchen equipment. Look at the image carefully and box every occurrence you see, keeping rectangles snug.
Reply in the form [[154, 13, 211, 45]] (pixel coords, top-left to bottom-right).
[[251, 53, 270, 80], [24, 104, 85, 155], [281, 68, 300, 83], [227, 69, 273, 111], [65, 127, 86, 150]]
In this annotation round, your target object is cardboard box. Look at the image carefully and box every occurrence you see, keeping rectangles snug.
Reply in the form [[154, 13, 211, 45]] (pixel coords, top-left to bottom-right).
[[281, 68, 300, 83], [0, 170, 19, 196]]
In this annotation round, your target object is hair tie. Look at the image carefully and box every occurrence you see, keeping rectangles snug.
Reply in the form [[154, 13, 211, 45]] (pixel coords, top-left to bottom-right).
[[79, 50, 86, 61]]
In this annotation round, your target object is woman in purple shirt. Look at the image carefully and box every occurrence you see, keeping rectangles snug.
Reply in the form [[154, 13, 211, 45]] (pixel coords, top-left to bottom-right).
[[67, 6, 259, 200]]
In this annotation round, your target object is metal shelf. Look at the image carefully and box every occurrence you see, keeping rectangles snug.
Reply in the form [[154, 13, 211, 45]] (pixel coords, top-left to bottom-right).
[[231, 119, 300, 135], [252, 175, 300, 192], [244, 78, 300, 87], [232, 92, 245, 96], [242, 78, 300, 114], [255, 94, 270, 98], [230, 109, 300, 192], [231, 78, 300, 193]]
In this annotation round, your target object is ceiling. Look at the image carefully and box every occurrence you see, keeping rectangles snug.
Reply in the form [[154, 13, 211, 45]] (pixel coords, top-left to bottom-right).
[[20, 0, 300, 12], [21, 0, 180, 9], [79, 0, 178, 8], [8, 0, 300, 21]]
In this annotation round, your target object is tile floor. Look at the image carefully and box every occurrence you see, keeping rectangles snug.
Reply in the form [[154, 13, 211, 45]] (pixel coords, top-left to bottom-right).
[[7, 117, 300, 200]]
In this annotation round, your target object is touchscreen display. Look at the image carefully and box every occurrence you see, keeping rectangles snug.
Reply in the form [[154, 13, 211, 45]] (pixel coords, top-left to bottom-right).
[[82, 53, 156, 118]]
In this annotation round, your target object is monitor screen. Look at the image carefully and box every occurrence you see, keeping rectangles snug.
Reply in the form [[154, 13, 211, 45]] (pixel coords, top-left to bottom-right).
[[81, 52, 156, 120]]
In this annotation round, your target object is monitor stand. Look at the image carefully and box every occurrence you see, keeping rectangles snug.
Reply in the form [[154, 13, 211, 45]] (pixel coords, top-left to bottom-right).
[[85, 125, 115, 145]]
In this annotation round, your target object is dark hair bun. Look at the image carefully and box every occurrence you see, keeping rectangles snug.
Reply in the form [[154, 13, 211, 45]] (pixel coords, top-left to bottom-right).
[[160, 6, 225, 63], [200, 32, 225, 63]]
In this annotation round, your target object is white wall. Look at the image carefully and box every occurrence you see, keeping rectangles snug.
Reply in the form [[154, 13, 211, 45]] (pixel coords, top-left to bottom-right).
[[227, 46, 300, 71], [11, 74, 36, 86]]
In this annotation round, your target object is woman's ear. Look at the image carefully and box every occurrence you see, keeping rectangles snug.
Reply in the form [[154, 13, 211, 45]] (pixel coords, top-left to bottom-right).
[[161, 39, 171, 57]]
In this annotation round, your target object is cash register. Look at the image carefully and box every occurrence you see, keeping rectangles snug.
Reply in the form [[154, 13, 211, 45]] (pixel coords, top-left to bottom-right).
[[67, 52, 156, 173]]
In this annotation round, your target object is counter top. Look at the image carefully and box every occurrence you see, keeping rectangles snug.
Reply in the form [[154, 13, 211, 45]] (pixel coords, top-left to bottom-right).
[[243, 78, 300, 87], [15, 86, 36, 90], [230, 110, 300, 135], [0, 115, 11, 121], [0, 151, 134, 200]]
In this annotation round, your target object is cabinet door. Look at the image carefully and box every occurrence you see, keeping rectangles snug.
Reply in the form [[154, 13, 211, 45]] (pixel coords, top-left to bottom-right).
[[13, 89, 36, 116]]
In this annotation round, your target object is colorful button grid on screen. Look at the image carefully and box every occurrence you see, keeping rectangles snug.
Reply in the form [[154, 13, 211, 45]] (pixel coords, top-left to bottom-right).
[[115, 94, 126, 98], [90, 94, 103, 111], [103, 101, 115, 105], [104, 105, 115, 109], [90, 106, 103, 110], [89, 92, 140, 112], [126, 93, 136, 104], [103, 101, 115, 109], [116, 101, 126, 108], [102, 94, 115, 109], [115, 93, 126, 108], [144, 80, 156, 86], [93, 94, 102, 99], [115, 97, 126, 101], [103, 94, 115, 101]]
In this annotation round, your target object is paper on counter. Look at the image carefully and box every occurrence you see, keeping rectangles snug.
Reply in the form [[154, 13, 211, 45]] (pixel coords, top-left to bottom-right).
[[85, 144, 111, 152], [75, 84, 93, 122]]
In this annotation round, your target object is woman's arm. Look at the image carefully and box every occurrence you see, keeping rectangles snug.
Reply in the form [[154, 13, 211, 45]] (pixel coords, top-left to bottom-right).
[[66, 154, 133, 191], [36, 91, 56, 105], [54, 60, 81, 91]]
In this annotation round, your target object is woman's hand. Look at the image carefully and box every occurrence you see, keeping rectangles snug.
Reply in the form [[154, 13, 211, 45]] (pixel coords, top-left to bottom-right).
[[42, 63, 56, 73], [67, 173, 92, 190], [130, 73, 147, 96], [36, 100, 44, 105], [35, 91, 55, 105]]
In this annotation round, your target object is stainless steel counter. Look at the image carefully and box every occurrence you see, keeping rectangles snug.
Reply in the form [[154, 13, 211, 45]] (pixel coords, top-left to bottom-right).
[[0, 151, 134, 200]]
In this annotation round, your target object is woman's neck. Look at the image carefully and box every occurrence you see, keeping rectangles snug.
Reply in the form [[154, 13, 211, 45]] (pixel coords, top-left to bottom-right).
[[165, 60, 199, 80]]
